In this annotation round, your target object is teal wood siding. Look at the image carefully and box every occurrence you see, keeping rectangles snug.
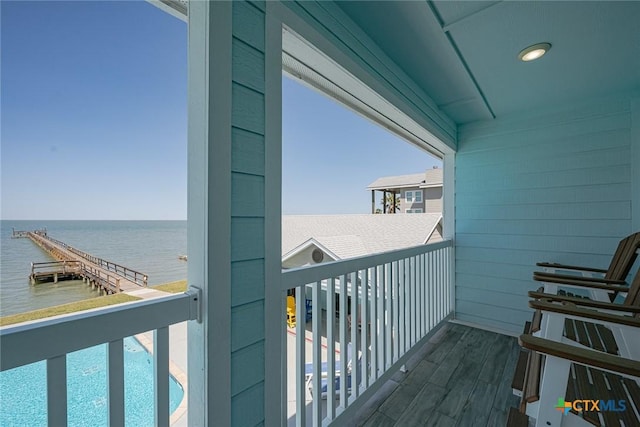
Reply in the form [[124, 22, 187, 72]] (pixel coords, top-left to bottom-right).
[[282, 1, 457, 150], [455, 97, 636, 334], [231, 1, 266, 423]]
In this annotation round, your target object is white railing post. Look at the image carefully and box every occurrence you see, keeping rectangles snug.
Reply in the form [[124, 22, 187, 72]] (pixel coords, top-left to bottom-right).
[[108, 339, 125, 427], [369, 267, 378, 383], [449, 245, 456, 316], [360, 268, 368, 391], [312, 282, 322, 426], [398, 259, 405, 357], [392, 261, 399, 362], [339, 273, 348, 409], [295, 287, 306, 427], [385, 263, 392, 370], [349, 270, 358, 402], [154, 326, 170, 427], [47, 355, 67, 427], [326, 278, 336, 419]]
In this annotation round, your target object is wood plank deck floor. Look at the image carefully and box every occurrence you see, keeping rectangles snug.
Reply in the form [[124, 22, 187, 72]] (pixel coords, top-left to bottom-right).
[[356, 322, 520, 427]]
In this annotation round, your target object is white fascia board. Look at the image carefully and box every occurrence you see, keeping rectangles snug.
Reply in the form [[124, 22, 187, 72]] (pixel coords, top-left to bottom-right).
[[367, 184, 412, 191], [146, 0, 187, 22], [281, 238, 341, 264], [423, 215, 443, 244], [282, 27, 451, 159]]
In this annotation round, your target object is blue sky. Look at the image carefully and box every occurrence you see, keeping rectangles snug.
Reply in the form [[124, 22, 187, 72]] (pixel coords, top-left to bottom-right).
[[1, 1, 438, 220]]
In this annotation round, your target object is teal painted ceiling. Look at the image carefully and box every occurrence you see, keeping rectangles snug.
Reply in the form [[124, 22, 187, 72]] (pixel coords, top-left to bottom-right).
[[337, 1, 640, 124]]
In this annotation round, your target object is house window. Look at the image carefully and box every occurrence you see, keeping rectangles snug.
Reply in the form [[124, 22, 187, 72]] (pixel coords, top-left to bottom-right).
[[406, 190, 422, 203], [406, 209, 423, 213]]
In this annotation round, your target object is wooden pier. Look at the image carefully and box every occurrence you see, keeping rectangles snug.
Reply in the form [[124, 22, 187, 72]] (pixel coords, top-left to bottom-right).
[[15, 230, 148, 295]]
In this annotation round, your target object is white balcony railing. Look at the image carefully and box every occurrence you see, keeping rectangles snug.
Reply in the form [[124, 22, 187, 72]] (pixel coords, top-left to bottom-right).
[[2, 241, 453, 427], [281, 240, 454, 426], [0, 289, 200, 427]]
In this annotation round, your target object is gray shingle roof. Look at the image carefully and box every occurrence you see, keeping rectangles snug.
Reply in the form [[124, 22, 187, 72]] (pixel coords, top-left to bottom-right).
[[366, 168, 442, 190], [282, 213, 442, 260]]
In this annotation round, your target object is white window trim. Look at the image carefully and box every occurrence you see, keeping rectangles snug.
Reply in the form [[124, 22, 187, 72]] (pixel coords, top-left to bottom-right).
[[405, 191, 413, 203], [406, 208, 424, 213], [405, 190, 422, 203]]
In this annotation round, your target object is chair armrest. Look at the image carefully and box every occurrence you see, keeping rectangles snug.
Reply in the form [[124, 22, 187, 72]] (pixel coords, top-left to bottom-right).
[[519, 334, 640, 377], [536, 262, 608, 274], [528, 290, 640, 313], [529, 299, 640, 328], [533, 271, 626, 285], [532, 273, 629, 291]]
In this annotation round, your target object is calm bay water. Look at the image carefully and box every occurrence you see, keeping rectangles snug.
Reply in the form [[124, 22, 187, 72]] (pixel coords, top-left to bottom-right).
[[0, 220, 187, 316]]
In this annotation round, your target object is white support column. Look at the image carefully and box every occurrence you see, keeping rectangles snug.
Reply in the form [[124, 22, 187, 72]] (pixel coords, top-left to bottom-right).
[[264, 4, 283, 425], [631, 97, 640, 232], [187, 2, 233, 426], [442, 153, 455, 241], [443, 153, 456, 316]]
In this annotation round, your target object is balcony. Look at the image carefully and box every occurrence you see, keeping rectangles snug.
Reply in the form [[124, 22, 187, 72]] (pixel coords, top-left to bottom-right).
[[1, 1, 638, 426], [0, 241, 465, 426]]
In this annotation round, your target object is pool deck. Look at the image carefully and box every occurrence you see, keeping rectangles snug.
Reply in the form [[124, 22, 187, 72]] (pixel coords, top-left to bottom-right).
[[124, 288, 189, 426]]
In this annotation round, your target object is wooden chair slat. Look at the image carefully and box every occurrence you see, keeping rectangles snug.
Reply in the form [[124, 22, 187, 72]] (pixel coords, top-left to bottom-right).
[[573, 364, 602, 426], [603, 372, 638, 427], [583, 321, 605, 353], [590, 369, 622, 427], [524, 351, 542, 403], [574, 320, 592, 347], [606, 232, 640, 281], [564, 318, 577, 342], [595, 323, 619, 355], [622, 378, 640, 419], [531, 310, 541, 333], [523, 320, 532, 335], [566, 364, 579, 415], [511, 350, 528, 393], [506, 407, 528, 427]]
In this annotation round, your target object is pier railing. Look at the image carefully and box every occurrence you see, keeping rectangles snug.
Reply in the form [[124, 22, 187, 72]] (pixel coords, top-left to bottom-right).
[[0, 289, 201, 427], [31, 260, 82, 275], [33, 233, 148, 287], [281, 240, 454, 426], [31, 261, 123, 292]]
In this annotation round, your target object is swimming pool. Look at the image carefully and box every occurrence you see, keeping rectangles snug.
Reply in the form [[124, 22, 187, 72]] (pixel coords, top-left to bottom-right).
[[0, 336, 184, 426]]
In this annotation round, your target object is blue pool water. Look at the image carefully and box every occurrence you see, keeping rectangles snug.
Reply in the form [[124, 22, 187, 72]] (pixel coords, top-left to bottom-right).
[[0, 337, 183, 427]]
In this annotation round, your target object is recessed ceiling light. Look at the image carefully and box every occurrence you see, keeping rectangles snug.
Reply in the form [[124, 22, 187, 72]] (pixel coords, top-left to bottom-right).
[[518, 43, 551, 62]]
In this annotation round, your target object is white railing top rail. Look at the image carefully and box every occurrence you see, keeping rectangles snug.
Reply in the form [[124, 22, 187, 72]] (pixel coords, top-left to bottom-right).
[[0, 288, 200, 372], [281, 239, 452, 291]]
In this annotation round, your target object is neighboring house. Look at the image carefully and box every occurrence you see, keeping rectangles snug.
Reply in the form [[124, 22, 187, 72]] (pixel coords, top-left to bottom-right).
[[367, 167, 443, 214], [282, 213, 442, 269], [282, 213, 442, 315]]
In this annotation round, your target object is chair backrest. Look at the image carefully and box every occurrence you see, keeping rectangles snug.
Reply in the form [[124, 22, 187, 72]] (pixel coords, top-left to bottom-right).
[[287, 295, 295, 311], [605, 232, 640, 280], [623, 268, 640, 309]]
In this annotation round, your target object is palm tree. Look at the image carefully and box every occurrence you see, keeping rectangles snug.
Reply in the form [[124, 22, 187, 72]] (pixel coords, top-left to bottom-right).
[[381, 192, 400, 213]]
